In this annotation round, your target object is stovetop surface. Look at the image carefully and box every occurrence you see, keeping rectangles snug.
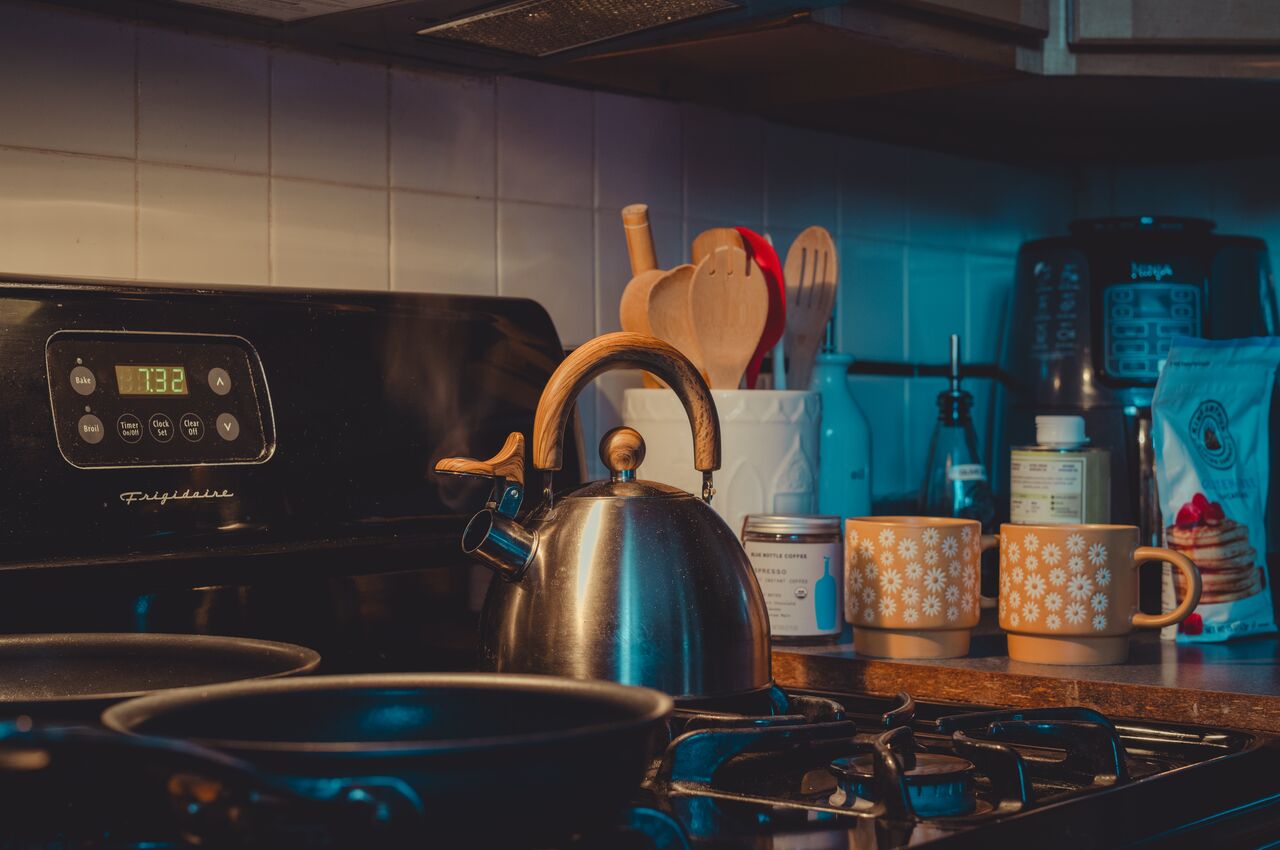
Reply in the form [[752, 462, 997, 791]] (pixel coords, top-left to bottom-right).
[[618, 687, 1280, 850]]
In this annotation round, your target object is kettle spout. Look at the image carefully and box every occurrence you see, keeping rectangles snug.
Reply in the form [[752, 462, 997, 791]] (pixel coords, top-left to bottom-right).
[[462, 509, 536, 580]]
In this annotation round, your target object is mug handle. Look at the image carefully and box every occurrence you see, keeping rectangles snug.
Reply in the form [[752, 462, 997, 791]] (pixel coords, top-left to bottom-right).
[[1131, 546, 1202, 629], [980, 534, 1000, 553]]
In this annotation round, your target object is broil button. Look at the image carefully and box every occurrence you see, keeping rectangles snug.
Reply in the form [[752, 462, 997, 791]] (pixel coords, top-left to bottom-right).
[[149, 413, 174, 443], [77, 414, 104, 444], [117, 414, 143, 444], [180, 413, 204, 442], [215, 413, 240, 441]]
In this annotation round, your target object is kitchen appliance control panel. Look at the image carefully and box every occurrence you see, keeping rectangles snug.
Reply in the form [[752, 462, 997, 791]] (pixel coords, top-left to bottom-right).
[[1102, 282, 1201, 380], [46, 331, 274, 468]]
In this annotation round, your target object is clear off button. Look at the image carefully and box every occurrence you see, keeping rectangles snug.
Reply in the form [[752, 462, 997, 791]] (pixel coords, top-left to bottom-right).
[[77, 414, 104, 444], [180, 413, 204, 442]]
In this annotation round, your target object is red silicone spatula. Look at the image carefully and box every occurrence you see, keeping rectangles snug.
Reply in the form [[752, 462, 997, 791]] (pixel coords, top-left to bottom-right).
[[735, 226, 786, 389]]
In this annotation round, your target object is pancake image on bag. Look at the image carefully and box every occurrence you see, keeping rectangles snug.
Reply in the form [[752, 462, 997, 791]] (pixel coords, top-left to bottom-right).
[[1166, 495, 1262, 605], [1152, 336, 1280, 643]]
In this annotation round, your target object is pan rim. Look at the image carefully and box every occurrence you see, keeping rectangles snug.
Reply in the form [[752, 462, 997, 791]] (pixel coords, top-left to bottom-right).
[[0, 633, 321, 704], [101, 672, 674, 756]]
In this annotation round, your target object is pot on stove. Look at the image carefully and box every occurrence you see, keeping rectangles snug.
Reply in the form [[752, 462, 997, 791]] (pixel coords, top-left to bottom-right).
[[436, 332, 773, 702]]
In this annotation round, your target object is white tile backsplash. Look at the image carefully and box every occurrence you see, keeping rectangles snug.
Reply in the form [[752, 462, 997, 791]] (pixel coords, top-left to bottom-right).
[[498, 201, 594, 346], [271, 51, 387, 186], [391, 191, 495, 295], [271, 179, 388, 289], [0, 2, 1157, 504], [138, 164, 268, 284], [0, 3, 134, 157], [595, 92, 683, 216], [0, 147, 134, 278], [497, 78, 593, 207], [390, 69, 495, 198], [139, 29, 268, 172], [683, 104, 763, 227]]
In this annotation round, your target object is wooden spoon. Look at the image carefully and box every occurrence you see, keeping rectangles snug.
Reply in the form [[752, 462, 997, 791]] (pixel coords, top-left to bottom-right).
[[687, 246, 769, 389], [691, 227, 745, 264], [618, 204, 664, 336], [646, 264, 703, 374], [783, 226, 838, 390]]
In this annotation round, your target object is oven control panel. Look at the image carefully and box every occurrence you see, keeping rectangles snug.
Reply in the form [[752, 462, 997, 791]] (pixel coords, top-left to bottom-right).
[[46, 331, 274, 468]]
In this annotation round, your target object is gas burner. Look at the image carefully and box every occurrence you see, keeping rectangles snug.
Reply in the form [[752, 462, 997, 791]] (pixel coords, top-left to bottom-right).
[[828, 751, 977, 818]]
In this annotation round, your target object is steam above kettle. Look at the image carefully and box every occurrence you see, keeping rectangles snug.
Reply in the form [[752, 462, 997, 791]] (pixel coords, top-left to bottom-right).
[[436, 332, 773, 702]]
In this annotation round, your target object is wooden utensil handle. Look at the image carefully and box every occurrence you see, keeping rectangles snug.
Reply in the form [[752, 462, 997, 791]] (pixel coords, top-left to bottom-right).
[[1131, 546, 1202, 629], [435, 431, 525, 487], [534, 332, 720, 473], [621, 204, 658, 275]]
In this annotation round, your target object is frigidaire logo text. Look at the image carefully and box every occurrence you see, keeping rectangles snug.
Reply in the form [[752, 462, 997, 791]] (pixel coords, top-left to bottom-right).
[[1130, 262, 1174, 281], [119, 488, 235, 506]]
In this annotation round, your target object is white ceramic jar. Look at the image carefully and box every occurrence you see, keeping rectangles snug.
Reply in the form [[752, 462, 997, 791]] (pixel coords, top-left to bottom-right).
[[622, 388, 821, 535]]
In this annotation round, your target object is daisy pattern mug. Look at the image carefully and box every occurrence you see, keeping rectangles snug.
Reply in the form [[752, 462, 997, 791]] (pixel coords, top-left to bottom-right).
[[846, 517, 994, 659], [998, 523, 1202, 665]]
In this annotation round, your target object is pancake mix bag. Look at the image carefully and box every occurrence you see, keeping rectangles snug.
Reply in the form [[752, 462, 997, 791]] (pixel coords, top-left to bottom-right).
[[1153, 336, 1280, 642]]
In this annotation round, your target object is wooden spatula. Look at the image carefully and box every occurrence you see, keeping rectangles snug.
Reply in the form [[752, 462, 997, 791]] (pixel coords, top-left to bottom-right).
[[691, 227, 745, 264], [688, 246, 770, 389], [783, 226, 838, 390]]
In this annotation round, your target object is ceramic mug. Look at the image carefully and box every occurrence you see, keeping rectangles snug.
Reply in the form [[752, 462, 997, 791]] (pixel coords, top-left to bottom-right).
[[846, 517, 994, 659], [998, 523, 1202, 665]]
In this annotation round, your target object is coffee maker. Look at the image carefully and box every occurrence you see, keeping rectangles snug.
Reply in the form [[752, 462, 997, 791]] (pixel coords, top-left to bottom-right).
[[1001, 217, 1276, 567]]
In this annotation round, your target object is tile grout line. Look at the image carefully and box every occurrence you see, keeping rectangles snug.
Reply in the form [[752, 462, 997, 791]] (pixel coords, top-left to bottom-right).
[[493, 78, 502, 298], [384, 65, 392, 292], [132, 22, 140, 281], [266, 49, 274, 286]]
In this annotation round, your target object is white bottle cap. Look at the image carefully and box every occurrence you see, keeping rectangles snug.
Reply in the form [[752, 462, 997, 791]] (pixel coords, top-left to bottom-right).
[[1035, 415, 1089, 448]]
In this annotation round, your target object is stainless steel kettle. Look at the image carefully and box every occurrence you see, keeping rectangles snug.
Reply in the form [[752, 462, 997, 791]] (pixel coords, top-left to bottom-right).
[[436, 332, 772, 701]]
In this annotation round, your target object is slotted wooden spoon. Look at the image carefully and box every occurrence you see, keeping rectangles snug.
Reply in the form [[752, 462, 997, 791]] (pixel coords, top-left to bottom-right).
[[691, 227, 745, 264], [687, 246, 770, 389], [783, 226, 838, 390]]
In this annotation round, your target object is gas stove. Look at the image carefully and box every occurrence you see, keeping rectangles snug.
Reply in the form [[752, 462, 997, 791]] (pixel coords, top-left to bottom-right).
[[599, 687, 1280, 850]]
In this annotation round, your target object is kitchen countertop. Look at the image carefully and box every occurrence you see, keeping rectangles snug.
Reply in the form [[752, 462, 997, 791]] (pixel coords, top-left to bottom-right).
[[773, 614, 1280, 732]]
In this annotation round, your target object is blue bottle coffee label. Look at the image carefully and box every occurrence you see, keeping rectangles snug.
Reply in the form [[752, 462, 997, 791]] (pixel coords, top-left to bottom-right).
[[743, 541, 844, 637]]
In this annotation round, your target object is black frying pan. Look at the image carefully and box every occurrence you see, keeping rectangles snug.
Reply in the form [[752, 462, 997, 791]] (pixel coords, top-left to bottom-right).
[[0, 633, 320, 721], [3, 673, 673, 848]]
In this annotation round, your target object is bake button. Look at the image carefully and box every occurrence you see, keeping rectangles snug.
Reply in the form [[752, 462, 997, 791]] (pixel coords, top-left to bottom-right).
[[77, 414, 104, 444], [116, 414, 143, 444], [149, 413, 174, 443], [69, 366, 96, 396], [208, 367, 232, 396], [179, 413, 204, 442], [215, 412, 240, 442]]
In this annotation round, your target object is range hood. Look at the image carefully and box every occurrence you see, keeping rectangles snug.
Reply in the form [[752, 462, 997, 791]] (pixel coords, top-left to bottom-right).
[[50, 0, 834, 74]]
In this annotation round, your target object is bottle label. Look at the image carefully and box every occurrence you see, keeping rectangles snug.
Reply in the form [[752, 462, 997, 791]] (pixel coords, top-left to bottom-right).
[[1010, 451, 1086, 523], [743, 540, 843, 636], [948, 463, 988, 482]]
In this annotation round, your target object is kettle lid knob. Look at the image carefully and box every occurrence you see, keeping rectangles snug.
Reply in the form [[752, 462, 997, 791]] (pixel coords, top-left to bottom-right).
[[600, 427, 645, 482]]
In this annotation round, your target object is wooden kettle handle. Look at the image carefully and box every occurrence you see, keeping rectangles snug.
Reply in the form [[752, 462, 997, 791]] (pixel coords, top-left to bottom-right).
[[435, 431, 525, 487], [534, 332, 720, 473]]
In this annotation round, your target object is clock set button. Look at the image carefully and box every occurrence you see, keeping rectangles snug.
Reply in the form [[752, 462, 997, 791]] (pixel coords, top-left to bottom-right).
[[148, 413, 174, 443]]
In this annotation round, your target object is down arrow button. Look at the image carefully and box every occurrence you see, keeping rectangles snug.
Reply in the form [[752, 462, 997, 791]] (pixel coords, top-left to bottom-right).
[[215, 413, 240, 441]]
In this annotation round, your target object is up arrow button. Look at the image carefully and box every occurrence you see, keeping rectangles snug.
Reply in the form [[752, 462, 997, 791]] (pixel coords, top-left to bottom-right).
[[208, 367, 232, 396]]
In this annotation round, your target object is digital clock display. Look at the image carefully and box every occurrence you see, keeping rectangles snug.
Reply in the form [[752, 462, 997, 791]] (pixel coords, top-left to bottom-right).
[[115, 365, 188, 395]]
